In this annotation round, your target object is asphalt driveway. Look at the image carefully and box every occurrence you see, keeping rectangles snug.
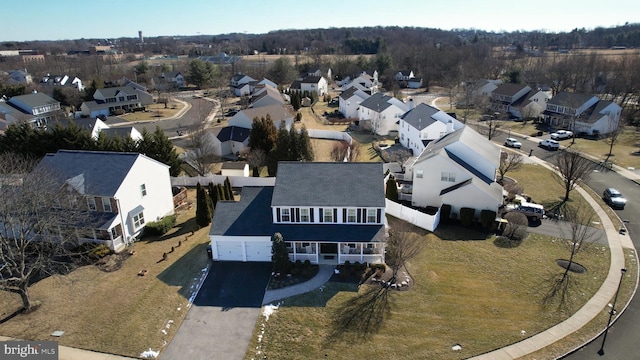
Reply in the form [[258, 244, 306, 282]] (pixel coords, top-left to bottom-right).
[[161, 261, 272, 360]]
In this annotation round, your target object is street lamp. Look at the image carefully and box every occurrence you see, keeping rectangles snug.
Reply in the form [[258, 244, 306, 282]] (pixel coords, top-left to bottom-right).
[[597, 267, 627, 356]]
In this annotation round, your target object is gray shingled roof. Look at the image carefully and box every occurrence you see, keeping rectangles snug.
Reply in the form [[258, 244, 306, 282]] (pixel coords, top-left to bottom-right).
[[210, 186, 384, 242], [8, 92, 59, 110], [271, 162, 385, 207], [547, 92, 597, 107], [359, 92, 393, 112], [401, 103, 440, 130], [492, 83, 529, 97], [37, 150, 147, 196]]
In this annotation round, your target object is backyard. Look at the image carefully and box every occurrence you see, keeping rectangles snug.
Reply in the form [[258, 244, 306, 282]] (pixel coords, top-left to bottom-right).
[[0, 189, 210, 358]]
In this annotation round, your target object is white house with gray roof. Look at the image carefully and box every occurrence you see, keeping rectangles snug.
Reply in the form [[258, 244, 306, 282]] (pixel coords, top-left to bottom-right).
[[398, 102, 464, 155], [403, 127, 503, 219], [339, 87, 370, 119], [358, 92, 408, 136], [37, 150, 175, 252], [543, 92, 621, 136], [7, 92, 62, 128], [80, 85, 153, 118], [209, 162, 386, 264]]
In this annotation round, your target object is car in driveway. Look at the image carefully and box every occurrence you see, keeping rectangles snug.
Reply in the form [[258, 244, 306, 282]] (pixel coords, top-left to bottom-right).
[[223, 109, 239, 117], [603, 187, 627, 209], [505, 201, 545, 221], [539, 139, 560, 150], [550, 130, 573, 140], [504, 138, 522, 148]]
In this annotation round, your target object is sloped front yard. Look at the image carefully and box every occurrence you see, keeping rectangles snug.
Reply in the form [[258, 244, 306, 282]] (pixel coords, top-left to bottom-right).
[[247, 226, 612, 359], [0, 189, 210, 358]]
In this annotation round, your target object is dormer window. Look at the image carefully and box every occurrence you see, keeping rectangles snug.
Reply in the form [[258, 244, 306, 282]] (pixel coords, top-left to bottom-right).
[[87, 197, 97, 211]]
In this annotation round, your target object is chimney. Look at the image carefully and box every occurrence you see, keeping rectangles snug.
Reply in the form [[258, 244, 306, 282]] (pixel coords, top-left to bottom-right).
[[409, 98, 414, 110], [446, 119, 454, 134]]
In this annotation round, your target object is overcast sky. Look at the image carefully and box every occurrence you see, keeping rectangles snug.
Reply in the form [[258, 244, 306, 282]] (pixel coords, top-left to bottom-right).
[[2, 0, 639, 42]]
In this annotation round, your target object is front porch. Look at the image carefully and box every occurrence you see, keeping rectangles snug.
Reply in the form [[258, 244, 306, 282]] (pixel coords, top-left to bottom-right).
[[286, 241, 384, 265]]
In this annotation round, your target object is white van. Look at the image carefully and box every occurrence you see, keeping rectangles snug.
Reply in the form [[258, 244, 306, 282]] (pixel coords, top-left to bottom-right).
[[506, 201, 545, 220]]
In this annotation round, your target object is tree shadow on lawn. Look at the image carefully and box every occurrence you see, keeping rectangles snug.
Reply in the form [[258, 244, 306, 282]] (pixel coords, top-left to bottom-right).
[[434, 223, 493, 241], [326, 285, 392, 341], [156, 242, 209, 300], [280, 281, 359, 308], [142, 218, 199, 243]]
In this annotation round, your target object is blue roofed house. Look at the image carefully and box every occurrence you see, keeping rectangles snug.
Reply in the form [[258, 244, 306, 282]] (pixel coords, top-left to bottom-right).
[[37, 150, 175, 251], [209, 162, 386, 264], [402, 127, 503, 220]]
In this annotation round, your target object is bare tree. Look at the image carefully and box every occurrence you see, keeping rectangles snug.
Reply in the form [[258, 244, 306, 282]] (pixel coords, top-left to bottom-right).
[[329, 140, 361, 162], [0, 153, 91, 312], [481, 118, 501, 140], [604, 119, 625, 163], [185, 122, 218, 176], [502, 212, 529, 244], [498, 151, 523, 183], [385, 224, 425, 279], [240, 148, 266, 177], [554, 150, 594, 202]]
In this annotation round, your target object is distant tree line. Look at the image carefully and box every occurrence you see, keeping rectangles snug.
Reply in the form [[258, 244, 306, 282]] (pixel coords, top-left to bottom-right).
[[0, 123, 181, 176]]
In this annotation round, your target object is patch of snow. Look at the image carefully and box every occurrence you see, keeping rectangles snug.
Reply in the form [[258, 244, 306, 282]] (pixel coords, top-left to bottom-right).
[[161, 329, 167, 335], [452, 344, 462, 351], [334, 268, 340, 274], [140, 348, 159, 358], [521, 330, 526, 336], [263, 303, 280, 321], [187, 266, 210, 307]]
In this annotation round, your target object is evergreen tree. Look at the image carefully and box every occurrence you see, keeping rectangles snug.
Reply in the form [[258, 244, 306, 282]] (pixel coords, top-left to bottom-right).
[[271, 232, 290, 273], [248, 115, 277, 155], [208, 182, 218, 208], [224, 177, 233, 200], [297, 125, 314, 161], [195, 183, 212, 227], [386, 176, 399, 201], [217, 183, 227, 201], [137, 127, 181, 176]]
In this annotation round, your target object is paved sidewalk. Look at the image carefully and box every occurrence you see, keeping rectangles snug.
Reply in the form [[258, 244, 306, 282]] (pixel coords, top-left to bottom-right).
[[469, 155, 633, 359], [262, 265, 335, 305]]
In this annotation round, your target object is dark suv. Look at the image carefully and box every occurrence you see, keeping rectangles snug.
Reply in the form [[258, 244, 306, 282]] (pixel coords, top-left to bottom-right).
[[603, 188, 627, 209]]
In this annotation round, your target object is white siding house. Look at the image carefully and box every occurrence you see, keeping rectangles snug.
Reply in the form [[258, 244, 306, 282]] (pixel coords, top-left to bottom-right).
[[339, 87, 370, 119], [358, 93, 408, 136], [398, 102, 464, 155], [37, 150, 175, 252]]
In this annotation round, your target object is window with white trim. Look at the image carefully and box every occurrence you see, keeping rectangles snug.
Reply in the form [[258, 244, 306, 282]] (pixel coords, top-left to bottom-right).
[[300, 208, 309, 222], [416, 169, 423, 178], [132, 211, 145, 229], [102, 197, 112, 212], [281, 208, 291, 222], [367, 209, 377, 223], [324, 208, 333, 223], [441, 172, 456, 182], [347, 209, 356, 223], [140, 184, 147, 197], [87, 197, 97, 211]]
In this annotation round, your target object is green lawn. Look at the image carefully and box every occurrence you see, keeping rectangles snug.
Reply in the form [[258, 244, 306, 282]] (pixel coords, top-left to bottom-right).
[[246, 227, 611, 360]]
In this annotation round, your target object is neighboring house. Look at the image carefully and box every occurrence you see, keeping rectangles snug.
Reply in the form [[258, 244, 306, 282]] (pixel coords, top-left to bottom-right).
[[0, 101, 36, 133], [8, 69, 33, 84], [80, 85, 153, 118], [228, 104, 295, 130], [40, 74, 84, 91], [7, 92, 62, 128], [220, 162, 250, 177], [398, 102, 464, 155], [212, 126, 250, 157], [230, 73, 256, 96], [289, 75, 328, 96], [209, 162, 386, 264], [407, 77, 423, 89], [339, 87, 370, 119], [543, 92, 622, 135], [51, 118, 110, 139], [489, 83, 532, 113], [37, 150, 175, 252], [152, 71, 185, 91], [342, 73, 378, 94], [472, 79, 503, 98], [100, 126, 143, 141], [357, 92, 409, 136], [250, 85, 285, 108], [404, 126, 503, 219], [509, 89, 551, 120], [256, 78, 278, 89], [395, 70, 415, 81], [162, 71, 185, 87]]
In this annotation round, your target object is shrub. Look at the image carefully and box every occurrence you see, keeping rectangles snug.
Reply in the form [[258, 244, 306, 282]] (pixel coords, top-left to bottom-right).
[[145, 215, 177, 236], [440, 204, 452, 223], [480, 210, 497, 229], [111, 109, 125, 115], [303, 259, 311, 268], [89, 244, 111, 259], [460, 207, 476, 227]]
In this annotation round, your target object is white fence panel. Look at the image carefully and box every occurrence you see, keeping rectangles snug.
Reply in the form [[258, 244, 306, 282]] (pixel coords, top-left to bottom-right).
[[307, 129, 353, 144], [171, 175, 275, 187], [385, 199, 440, 232]]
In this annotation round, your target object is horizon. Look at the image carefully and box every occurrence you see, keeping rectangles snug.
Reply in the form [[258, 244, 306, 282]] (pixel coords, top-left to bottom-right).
[[1, 0, 639, 43]]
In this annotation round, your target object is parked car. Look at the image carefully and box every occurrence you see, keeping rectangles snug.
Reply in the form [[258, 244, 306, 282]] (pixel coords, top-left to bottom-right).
[[550, 130, 573, 140], [505, 201, 545, 221], [223, 109, 239, 117], [504, 138, 522, 148], [603, 188, 627, 209], [539, 139, 560, 150]]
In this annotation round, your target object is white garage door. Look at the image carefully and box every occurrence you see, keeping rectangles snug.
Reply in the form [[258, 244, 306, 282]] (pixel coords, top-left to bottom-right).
[[245, 241, 272, 262], [216, 242, 243, 261]]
